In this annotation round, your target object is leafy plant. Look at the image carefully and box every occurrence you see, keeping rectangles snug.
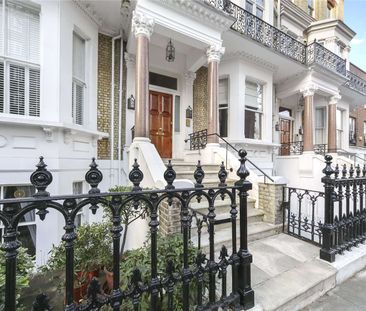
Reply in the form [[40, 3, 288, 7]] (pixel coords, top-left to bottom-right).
[[120, 233, 202, 310], [41, 222, 113, 284], [104, 186, 149, 255], [0, 247, 34, 311]]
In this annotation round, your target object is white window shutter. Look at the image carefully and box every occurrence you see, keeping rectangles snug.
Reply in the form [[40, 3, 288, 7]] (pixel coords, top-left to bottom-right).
[[0, 62, 3, 113], [0, 1, 4, 56], [29, 68, 40, 117], [72, 81, 84, 125], [7, 3, 40, 63], [9, 64, 25, 115]]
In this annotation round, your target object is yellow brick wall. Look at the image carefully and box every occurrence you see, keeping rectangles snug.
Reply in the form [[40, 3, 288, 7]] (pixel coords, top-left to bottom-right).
[[193, 66, 208, 132], [97, 34, 126, 160], [292, 0, 344, 21]]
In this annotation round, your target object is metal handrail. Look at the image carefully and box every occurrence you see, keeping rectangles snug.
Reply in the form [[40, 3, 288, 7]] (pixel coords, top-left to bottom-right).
[[185, 131, 274, 183]]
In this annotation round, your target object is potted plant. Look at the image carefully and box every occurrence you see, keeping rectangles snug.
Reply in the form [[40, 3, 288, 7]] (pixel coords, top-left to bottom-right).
[[42, 222, 113, 303]]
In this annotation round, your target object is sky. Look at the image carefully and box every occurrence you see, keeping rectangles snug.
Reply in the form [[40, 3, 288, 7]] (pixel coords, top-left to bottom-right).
[[344, 0, 366, 71]]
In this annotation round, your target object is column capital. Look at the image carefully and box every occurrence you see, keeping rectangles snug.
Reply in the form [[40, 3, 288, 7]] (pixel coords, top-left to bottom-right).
[[300, 85, 317, 97], [206, 44, 225, 63], [183, 71, 196, 86], [132, 11, 154, 39], [124, 52, 136, 69], [329, 94, 341, 105]]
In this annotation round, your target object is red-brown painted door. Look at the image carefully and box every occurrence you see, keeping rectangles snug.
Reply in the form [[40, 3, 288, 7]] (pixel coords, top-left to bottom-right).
[[149, 91, 173, 158], [280, 119, 292, 156]]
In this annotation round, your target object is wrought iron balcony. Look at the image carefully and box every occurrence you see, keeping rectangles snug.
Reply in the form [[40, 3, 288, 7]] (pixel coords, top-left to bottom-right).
[[345, 70, 366, 96], [306, 42, 346, 76], [205, 0, 366, 95]]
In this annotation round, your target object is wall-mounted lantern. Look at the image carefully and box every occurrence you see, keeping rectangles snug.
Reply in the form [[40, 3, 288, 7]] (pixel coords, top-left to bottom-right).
[[275, 122, 280, 131], [298, 126, 304, 135], [186, 106, 193, 119], [166, 39, 175, 62], [127, 95, 135, 110]]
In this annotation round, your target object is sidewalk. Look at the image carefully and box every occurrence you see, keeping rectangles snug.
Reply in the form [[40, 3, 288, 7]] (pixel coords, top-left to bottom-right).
[[303, 269, 366, 310], [250, 234, 366, 311]]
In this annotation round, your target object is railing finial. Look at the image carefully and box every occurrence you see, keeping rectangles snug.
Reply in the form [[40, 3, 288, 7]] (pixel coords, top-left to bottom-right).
[[322, 155, 334, 178], [129, 159, 144, 191], [194, 160, 205, 188], [30, 156, 53, 197], [235, 149, 249, 186], [85, 157, 103, 194], [164, 160, 176, 190], [218, 161, 228, 187]]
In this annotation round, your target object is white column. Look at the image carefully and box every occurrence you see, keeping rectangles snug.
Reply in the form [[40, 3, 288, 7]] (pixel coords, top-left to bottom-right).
[[131, 11, 154, 139], [182, 71, 196, 149], [206, 44, 225, 144], [125, 52, 136, 146]]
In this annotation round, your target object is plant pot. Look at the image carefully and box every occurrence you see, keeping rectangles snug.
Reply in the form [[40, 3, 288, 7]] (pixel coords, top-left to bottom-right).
[[73, 270, 99, 303]]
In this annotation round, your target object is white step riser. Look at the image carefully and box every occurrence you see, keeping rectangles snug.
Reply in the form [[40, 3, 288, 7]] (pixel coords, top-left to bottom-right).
[[176, 172, 221, 180]]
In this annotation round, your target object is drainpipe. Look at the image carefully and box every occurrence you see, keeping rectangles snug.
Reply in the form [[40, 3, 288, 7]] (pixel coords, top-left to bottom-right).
[[110, 35, 122, 187], [117, 39, 124, 186]]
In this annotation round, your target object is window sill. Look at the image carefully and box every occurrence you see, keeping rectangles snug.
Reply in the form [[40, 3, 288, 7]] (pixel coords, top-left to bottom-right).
[[0, 114, 109, 138], [227, 138, 281, 148]]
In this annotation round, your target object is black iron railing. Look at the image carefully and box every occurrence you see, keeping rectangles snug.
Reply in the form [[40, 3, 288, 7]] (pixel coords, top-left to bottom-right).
[[185, 130, 274, 183], [282, 187, 324, 245], [306, 42, 346, 76], [314, 144, 328, 155], [345, 70, 366, 96], [279, 141, 303, 155], [0, 151, 255, 310], [320, 156, 366, 262]]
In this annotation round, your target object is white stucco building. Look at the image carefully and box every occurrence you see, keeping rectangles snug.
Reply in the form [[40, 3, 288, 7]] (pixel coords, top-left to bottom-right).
[[1, 0, 366, 266]]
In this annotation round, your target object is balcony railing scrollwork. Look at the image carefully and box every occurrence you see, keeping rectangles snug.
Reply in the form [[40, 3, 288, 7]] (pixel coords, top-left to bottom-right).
[[345, 70, 366, 96], [306, 42, 346, 76], [279, 141, 304, 156]]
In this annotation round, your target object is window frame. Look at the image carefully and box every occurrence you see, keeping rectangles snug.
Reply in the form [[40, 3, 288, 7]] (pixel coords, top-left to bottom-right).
[[315, 107, 326, 144], [219, 77, 229, 138], [245, 0, 264, 18], [244, 80, 264, 140], [349, 116, 356, 146], [72, 31, 87, 126], [0, 0, 40, 117]]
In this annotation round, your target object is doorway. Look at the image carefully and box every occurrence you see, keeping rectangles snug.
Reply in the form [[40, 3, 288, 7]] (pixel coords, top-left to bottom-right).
[[149, 91, 173, 158]]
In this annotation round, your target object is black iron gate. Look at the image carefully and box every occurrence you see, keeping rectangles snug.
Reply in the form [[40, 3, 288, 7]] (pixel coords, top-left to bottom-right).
[[0, 150, 255, 310]]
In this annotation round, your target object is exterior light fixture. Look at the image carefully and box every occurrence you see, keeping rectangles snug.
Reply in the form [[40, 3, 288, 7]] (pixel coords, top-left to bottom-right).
[[127, 95, 135, 110], [275, 122, 280, 131], [298, 126, 304, 135], [186, 106, 193, 119], [166, 39, 175, 62]]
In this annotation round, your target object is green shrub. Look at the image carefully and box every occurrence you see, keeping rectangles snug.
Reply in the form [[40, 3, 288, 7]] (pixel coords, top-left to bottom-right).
[[0, 247, 34, 311]]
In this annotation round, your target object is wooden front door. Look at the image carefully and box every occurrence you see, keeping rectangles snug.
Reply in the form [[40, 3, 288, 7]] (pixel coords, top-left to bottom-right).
[[149, 91, 173, 158], [280, 119, 292, 156]]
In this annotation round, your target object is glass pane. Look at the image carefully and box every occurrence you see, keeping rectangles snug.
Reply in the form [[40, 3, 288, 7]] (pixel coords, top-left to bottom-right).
[[174, 95, 180, 132], [336, 109, 343, 130], [245, 110, 262, 139], [256, 8, 263, 18], [315, 108, 325, 128], [245, 1, 253, 12], [256, 0, 264, 7], [73, 32, 85, 82], [245, 81, 263, 110], [219, 108, 228, 137], [3, 186, 35, 222]]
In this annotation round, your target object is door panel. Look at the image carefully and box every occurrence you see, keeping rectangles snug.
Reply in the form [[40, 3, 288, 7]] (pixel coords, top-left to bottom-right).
[[280, 119, 292, 156], [149, 91, 172, 158]]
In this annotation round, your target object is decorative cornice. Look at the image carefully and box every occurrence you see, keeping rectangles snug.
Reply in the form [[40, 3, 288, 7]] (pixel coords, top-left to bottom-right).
[[329, 94, 341, 105], [132, 11, 154, 39], [159, 0, 235, 31], [184, 71, 196, 85], [72, 0, 103, 27], [206, 45, 225, 63], [300, 85, 317, 97], [224, 51, 279, 73], [124, 52, 136, 68]]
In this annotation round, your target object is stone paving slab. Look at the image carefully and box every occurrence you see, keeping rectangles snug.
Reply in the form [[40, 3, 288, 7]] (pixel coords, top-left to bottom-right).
[[304, 269, 366, 310]]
